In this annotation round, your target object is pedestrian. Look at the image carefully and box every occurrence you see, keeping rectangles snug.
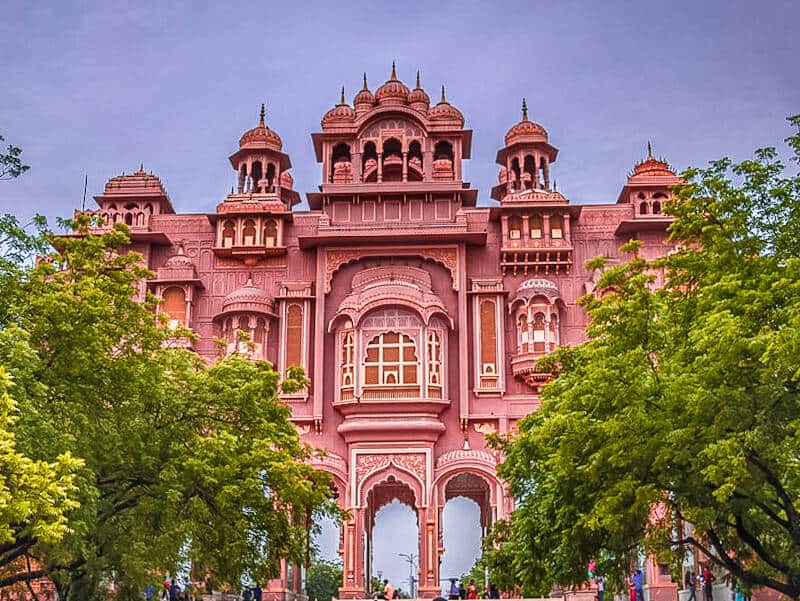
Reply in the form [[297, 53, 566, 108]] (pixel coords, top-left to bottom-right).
[[467, 579, 478, 599], [449, 579, 460, 601], [146, 584, 155, 601], [489, 583, 500, 599], [169, 579, 180, 601], [632, 569, 644, 601], [243, 586, 253, 601], [686, 571, 697, 601], [595, 575, 605, 601], [383, 579, 394, 601], [253, 583, 263, 601], [702, 566, 715, 601]]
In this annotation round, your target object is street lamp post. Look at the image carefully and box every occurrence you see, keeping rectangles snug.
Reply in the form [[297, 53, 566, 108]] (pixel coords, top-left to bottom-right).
[[398, 553, 417, 598]]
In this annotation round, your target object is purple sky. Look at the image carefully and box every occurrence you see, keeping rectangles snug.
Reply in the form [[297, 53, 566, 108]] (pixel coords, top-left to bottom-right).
[[2, 0, 798, 591], [2, 1, 798, 222]]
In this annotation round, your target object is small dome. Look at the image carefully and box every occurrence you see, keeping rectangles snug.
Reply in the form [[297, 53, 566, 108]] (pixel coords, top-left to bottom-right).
[[407, 71, 430, 110], [280, 170, 293, 189], [164, 242, 193, 268], [632, 143, 676, 177], [428, 86, 464, 126], [239, 104, 282, 151], [505, 98, 548, 146], [222, 276, 274, 315], [323, 87, 356, 125], [375, 63, 410, 106], [353, 73, 376, 110]]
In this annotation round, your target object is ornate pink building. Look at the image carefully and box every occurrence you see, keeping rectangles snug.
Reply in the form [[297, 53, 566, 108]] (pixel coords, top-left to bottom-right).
[[83, 66, 682, 600]]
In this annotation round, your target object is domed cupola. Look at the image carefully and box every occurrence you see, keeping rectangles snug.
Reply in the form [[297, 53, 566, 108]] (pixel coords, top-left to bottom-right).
[[353, 73, 376, 115], [428, 86, 464, 127], [631, 142, 676, 178], [239, 104, 283, 151], [407, 71, 430, 113], [322, 87, 356, 127], [220, 275, 275, 316], [505, 98, 548, 146], [375, 62, 410, 107]]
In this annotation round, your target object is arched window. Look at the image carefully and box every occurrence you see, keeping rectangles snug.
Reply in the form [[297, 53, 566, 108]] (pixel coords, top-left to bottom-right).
[[162, 287, 186, 328], [124, 213, 134, 226], [265, 163, 276, 192], [340, 331, 355, 400], [539, 156, 548, 188], [508, 215, 522, 240], [480, 300, 497, 376], [408, 140, 423, 181], [510, 158, 521, 190], [523, 155, 536, 189], [550, 214, 564, 239], [652, 192, 667, 215], [532, 312, 546, 352], [548, 313, 559, 350], [363, 141, 378, 181], [652, 201, 661, 214], [427, 331, 442, 398], [434, 140, 454, 162], [530, 214, 543, 239], [243, 219, 257, 245], [363, 332, 419, 395], [222, 220, 236, 247], [285, 304, 303, 371], [251, 161, 263, 192], [382, 138, 403, 182], [224, 318, 234, 343], [239, 164, 247, 193], [640, 202, 649, 215], [332, 143, 352, 164], [517, 314, 528, 353], [263, 219, 278, 247], [254, 317, 267, 347]]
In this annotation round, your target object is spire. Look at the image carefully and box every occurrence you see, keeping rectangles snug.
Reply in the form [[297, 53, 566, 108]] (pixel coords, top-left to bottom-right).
[[258, 103, 266, 127], [647, 141, 653, 159], [440, 85, 447, 104], [390, 60, 397, 80], [339, 86, 346, 106], [137, 162, 144, 173], [362, 72, 369, 90], [521, 97, 528, 121], [415, 70, 421, 89]]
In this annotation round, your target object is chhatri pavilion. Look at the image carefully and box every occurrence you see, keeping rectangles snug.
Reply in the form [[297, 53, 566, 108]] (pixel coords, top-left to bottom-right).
[[82, 65, 682, 600]]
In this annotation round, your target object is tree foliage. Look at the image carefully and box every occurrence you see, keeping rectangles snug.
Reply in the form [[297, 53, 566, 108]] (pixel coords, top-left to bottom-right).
[[306, 558, 343, 601], [0, 216, 336, 600], [491, 116, 800, 598], [0, 135, 29, 181]]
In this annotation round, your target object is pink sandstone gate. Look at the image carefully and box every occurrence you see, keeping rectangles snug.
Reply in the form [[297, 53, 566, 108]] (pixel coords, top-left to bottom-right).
[[80, 65, 684, 600]]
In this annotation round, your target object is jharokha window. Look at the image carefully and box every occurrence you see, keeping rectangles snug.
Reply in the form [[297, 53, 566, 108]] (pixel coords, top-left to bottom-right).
[[222, 220, 236, 247], [340, 330, 355, 400], [427, 331, 442, 398], [161, 287, 186, 328], [363, 332, 419, 397]]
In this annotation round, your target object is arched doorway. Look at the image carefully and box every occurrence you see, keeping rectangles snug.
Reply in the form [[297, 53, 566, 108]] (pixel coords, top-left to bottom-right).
[[365, 475, 420, 597], [440, 474, 492, 594]]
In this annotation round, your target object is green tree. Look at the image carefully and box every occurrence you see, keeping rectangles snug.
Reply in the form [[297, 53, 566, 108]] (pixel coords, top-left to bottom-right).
[[0, 135, 29, 180], [306, 558, 343, 601], [494, 116, 800, 598], [0, 216, 336, 599]]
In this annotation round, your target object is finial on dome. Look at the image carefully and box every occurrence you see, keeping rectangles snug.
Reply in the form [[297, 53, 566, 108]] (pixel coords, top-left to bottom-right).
[[246, 272, 254, 286], [390, 60, 397, 80], [138, 162, 144, 173], [362, 72, 369, 90], [440, 85, 447, 103], [554, 179, 557, 191], [339, 86, 346, 105], [259, 103, 266, 127], [647, 141, 653, 158], [522, 97, 528, 121], [415, 70, 421, 89]]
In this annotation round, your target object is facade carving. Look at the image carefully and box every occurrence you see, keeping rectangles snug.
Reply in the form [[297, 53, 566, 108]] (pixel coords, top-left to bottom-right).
[[79, 66, 683, 599]]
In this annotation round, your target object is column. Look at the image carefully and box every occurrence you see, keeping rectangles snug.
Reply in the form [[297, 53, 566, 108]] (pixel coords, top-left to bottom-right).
[[544, 159, 550, 189], [543, 212, 551, 239], [353, 152, 362, 183], [402, 151, 408, 182], [377, 153, 383, 183], [532, 153, 540, 188], [563, 211, 571, 242], [522, 215, 530, 243], [418, 506, 440, 597], [423, 150, 433, 180]]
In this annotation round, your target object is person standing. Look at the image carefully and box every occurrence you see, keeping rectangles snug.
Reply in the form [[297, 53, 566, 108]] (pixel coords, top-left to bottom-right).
[[595, 575, 605, 601], [488, 583, 500, 599], [686, 571, 697, 601], [702, 566, 715, 601], [467, 579, 478, 599], [253, 583, 263, 601], [632, 569, 644, 601], [169, 579, 180, 601], [146, 584, 155, 601], [449, 579, 460, 600]]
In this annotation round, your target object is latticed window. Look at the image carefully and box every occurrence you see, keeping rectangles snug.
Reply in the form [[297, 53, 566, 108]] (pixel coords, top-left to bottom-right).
[[530, 214, 543, 239], [480, 300, 497, 376], [285, 304, 303, 372], [222, 220, 236, 247], [427, 331, 442, 397], [518, 315, 529, 352], [243, 219, 257, 245], [532, 312, 546, 352], [550, 214, 564, 239], [508, 215, 522, 240], [363, 332, 419, 394], [264, 219, 278, 247], [340, 331, 355, 400]]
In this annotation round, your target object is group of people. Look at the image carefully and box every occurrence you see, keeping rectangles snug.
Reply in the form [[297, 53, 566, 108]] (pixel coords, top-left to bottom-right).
[[146, 577, 263, 600], [589, 566, 717, 601], [447, 577, 500, 599]]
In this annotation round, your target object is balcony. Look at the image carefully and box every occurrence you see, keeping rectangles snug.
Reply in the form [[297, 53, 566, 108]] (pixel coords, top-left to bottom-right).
[[511, 350, 555, 391]]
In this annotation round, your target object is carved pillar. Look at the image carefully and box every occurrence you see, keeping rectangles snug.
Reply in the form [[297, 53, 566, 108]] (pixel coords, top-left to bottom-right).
[[532, 153, 540, 188], [339, 509, 366, 598], [402, 151, 408, 182], [563, 212, 571, 242], [543, 212, 551, 239], [522, 215, 530, 243], [353, 152, 362, 183], [377, 152, 383, 183], [418, 506, 440, 597], [423, 150, 433, 180], [544, 159, 550, 189]]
